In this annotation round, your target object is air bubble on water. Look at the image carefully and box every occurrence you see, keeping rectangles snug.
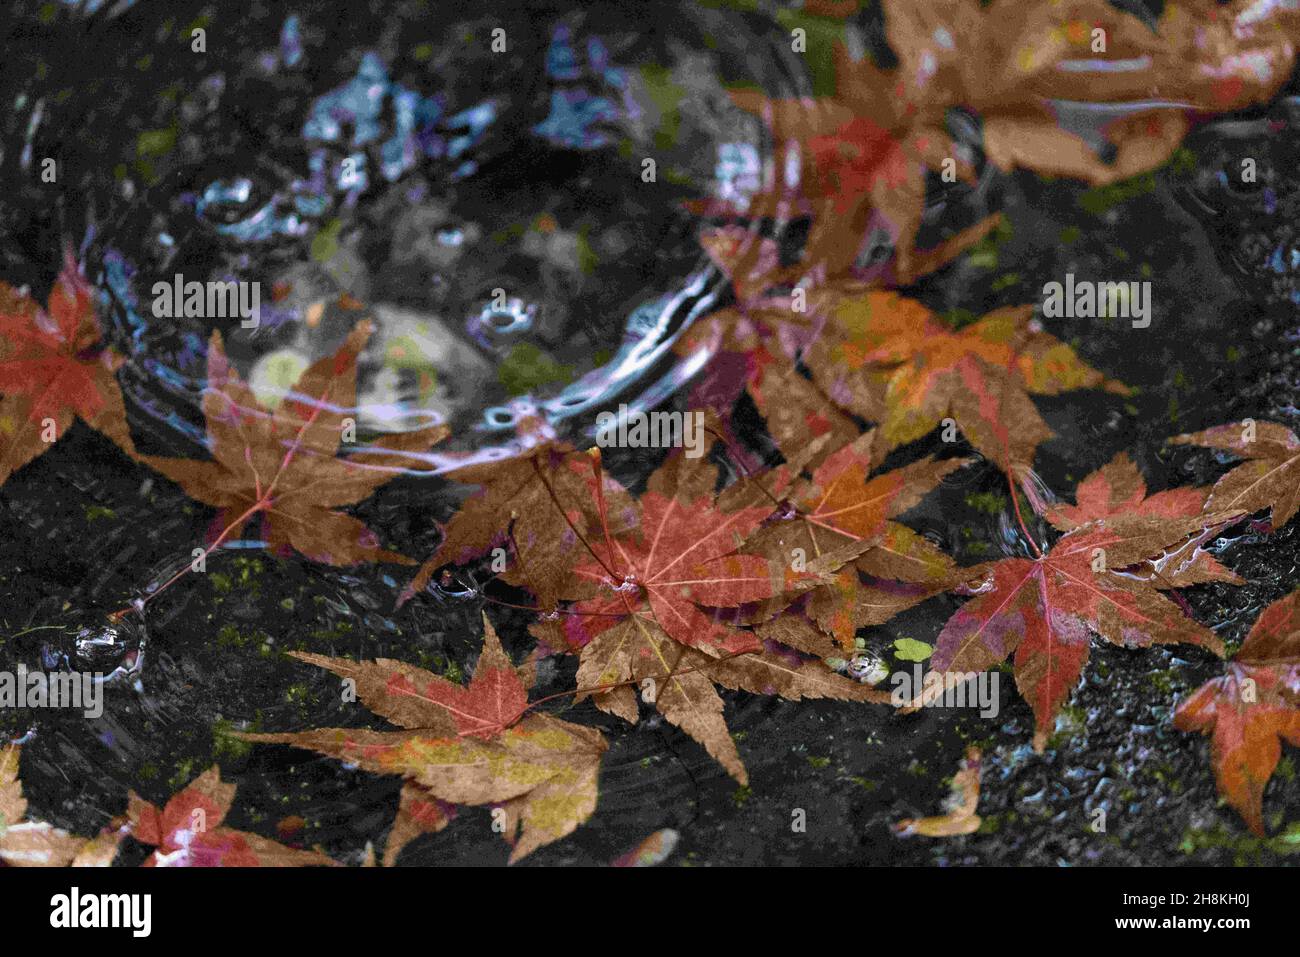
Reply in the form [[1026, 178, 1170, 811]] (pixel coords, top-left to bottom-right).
[[847, 653, 888, 686], [957, 569, 996, 596]]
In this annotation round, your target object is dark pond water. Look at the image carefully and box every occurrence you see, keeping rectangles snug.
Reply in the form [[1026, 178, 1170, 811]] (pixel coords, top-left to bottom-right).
[[1, 0, 1298, 865]]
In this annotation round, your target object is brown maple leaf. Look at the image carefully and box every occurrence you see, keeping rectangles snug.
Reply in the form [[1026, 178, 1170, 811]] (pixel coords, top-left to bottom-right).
[[1046, 452, 1242, 588], [136, 320, 448, 565], [127, 766, 336, 867], [1169, 420, 1300, 531], [932, 509, 1238, 750], [738, 430, 969, 648], [804, 291, 1127, 479], [0, 252, 135, 488], [1, 744, 127, 867], [709, 1, 1299, 292], [1175, 587, 1300, 835], [241, 615, 606, 864], [400, 441, 632, 609], [885, 0, 1300, 186]]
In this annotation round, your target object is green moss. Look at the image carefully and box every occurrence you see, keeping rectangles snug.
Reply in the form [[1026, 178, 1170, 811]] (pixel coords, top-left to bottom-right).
[[497, 343, 574, 396], [136, 126, 176, 159], [1059, 226, 1081, 244], [309, 621, 355, 643], [965, 491, 1007, 515], [216, 623, 272, 653], [1077, 171, 1157, 215], [966, 218, 1013, 270], [442, 659, 464, 684], [1147, 666, 1177, 693], [1180, 822, 1300, 863], [806, 755, 830, 769], [492, 222, 526, 244], [84, 504, 115, 522], [1169, 146, 1197, 176], [941, 307, 981, 330], [774, 10, 846, 95], [576, 225, 598, 275], [134, 124, 178, 185], [639, 63, 686, 150], [1047, 704, 1087, 749], [213, 716, 260, 761], [732, 784, 753, 808], [167, 757, 197, 792], [311, 218, 342, 263]]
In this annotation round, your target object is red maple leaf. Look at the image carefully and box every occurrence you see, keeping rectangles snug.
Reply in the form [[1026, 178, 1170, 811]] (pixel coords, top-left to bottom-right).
[[555, 452, 813, 658], [127, 767, 336, 867], [1175, 588, 1300, 835], [0, 251, 134, 486], [932, 511, 1235, 749], [403, 616, 529, 739]]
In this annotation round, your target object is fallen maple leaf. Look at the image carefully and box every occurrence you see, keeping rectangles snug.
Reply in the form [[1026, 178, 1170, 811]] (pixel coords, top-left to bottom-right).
[[675, 289, 858, 470], [400, 440, 633, 609], [1046, 452, 1242, 588], [706, 1, 1300, 295], [932, 508, 1237, 750], [1169, 420, 1300, 531], [554, 452, 813, 659], [893, 747, 982, 837], [127, 765, 336, 867], [738, 430, 969, 648], [1, 744, 126, 867], [136, 320, 448, 565], [1175, 588, 1300, 835], [720, 39, 1000, 285], [805, 291, 1127, 479], [884, 0, 1300, 187], [0, 251, 135, 488], [240, 615, 606, 864], [555, 453, 891, 783]]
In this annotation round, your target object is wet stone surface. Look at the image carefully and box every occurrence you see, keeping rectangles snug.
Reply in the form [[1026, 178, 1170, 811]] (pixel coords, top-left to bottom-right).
[[0, 0, 1298, 865]]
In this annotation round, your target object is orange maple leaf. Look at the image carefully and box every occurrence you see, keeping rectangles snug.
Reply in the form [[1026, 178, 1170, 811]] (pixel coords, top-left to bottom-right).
[[804, 291, 1128, 479], [1175, 588, 1300, 835], [136, 320, 448, 565]]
